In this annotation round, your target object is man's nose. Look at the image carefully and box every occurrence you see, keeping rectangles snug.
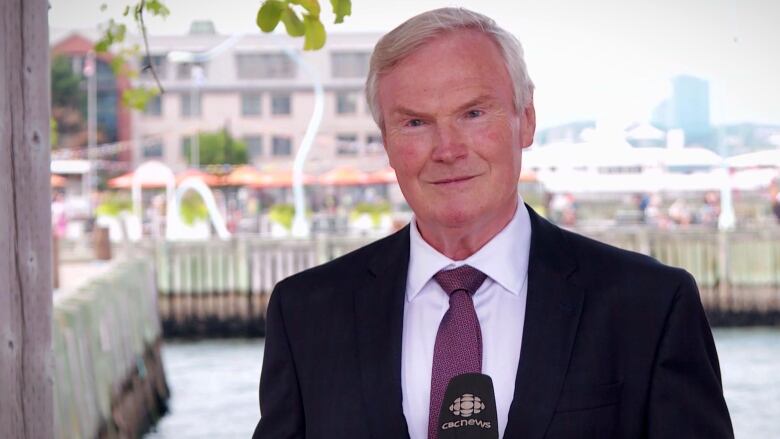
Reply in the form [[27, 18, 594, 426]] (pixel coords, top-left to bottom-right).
[[430, 123, 467, 163]]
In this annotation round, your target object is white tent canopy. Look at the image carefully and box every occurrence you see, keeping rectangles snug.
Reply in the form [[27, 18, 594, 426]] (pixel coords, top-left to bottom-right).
[[524, 143, 723, 170], [726, 149, 780, 168]]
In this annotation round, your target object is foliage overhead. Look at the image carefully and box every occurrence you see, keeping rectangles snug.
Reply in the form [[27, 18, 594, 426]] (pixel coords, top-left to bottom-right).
[[96, 0, 351, 110]]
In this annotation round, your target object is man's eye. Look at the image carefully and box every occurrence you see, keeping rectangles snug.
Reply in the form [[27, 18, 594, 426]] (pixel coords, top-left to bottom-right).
[[406, 119, 424, 127], [466, 109, 484, 118]]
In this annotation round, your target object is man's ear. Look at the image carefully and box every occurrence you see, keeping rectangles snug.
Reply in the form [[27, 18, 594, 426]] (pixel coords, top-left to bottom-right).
[[520, 97, 536, 148]]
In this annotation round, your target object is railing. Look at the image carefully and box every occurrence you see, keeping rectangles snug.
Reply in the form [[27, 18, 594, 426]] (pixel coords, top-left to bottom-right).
[[142, 228, 780, 336], [53, 258, 168, 438], [151, 235, 371, 336]]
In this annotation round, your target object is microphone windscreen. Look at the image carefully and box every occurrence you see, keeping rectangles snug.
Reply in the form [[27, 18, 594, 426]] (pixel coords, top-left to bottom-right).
[[437, 373, 498, 439]]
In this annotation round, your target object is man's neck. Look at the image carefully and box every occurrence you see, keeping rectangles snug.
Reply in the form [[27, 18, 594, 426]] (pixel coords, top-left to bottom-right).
[[415, 198, 519, 261]]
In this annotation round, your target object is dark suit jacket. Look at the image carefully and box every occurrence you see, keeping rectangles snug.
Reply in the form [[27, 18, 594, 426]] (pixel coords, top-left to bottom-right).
[[253, 206, 733, 438]]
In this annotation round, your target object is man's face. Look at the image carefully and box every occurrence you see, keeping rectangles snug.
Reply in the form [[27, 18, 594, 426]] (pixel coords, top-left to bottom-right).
[[378, 30, 535, 236]]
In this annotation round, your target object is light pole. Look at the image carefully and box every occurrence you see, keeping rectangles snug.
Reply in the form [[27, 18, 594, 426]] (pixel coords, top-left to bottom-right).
[[84, 50, 98, 217], [166, 34, 243, 169], [189, 65, 204, 168]]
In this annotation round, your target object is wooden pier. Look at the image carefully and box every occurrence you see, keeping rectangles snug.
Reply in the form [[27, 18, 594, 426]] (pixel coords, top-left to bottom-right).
[[54, 258, 168, 438], [137, 228, 780, 338]]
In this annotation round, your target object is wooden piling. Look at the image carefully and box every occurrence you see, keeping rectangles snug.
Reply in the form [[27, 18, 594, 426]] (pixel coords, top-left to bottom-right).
[[0, 0, 54, 437]]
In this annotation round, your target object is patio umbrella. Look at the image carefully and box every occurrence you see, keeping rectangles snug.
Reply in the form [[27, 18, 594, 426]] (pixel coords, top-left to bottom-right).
[[51, 174, 67, 188], [367, 167, 397, 185], [107, 171, 168, 189], [176, 168, 220, 186], [318, 166, 372, 186], [249, 169, 314, 189], [519, 169, 537, 183], [220, 165, 267, 187]]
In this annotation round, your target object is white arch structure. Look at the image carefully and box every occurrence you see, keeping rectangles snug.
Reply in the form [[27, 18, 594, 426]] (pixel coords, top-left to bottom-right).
[[129, 160, 230, 241], [170, 177, 231, 240]]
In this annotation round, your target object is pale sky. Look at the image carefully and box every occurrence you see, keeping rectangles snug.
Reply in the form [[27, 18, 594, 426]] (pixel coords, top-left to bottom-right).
[[50, 0, 780, 129]]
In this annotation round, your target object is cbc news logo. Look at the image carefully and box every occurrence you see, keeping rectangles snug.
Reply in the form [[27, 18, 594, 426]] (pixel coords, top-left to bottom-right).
[[442, 393, 492, 431], [449, 393, 485, 417]]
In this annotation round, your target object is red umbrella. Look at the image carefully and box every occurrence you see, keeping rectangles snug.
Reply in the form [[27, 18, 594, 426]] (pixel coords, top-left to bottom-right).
[[367, 167, 397, 184], [50, 174, 67, 188], [318, 166, 372, 186], [220, 165, 267, 187], [519, 169, 537, 183], [176, 168, 220, 186], [248, 169, 314, 189], [107, 171, 168, 189]]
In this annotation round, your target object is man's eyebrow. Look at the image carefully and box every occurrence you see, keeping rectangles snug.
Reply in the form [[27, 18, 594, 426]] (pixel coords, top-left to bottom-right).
[[452, 95, 494, 113], [388, 105, 430, 119], [387, 95, 496, 120]]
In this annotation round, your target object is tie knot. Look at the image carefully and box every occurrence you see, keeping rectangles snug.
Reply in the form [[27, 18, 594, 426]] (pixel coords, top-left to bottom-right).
[[433, 265, 487, 297]]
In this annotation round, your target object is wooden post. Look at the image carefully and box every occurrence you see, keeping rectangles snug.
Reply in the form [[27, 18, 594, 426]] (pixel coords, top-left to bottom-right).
[[0, 0, 54, 438]]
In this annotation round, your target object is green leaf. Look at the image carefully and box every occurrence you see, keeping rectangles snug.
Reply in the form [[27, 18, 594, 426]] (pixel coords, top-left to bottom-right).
[[257, 0, 285, 32], [290, 0, 320, 17], [94, 37, 111, 53], [146, 0, 171, 17], [110, 56, 125, 74], [122, 5, 130, 16], [281, 6, 306, 37], [114, 23, 127, 43], [100, 3, 107, 12], [122, 87, 158, 111], [330, 0, 351, 23], [303, 14, 326, 50]]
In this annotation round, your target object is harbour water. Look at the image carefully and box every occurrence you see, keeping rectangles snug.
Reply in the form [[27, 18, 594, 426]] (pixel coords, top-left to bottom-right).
[[145, 328, 780, 438]]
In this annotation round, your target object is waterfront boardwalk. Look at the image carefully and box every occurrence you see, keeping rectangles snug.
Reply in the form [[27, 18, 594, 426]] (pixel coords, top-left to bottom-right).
[[132, 228, 780, 338]]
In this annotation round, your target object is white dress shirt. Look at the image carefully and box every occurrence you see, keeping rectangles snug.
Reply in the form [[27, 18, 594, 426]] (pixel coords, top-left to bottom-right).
[[401, 197, 531, 439]]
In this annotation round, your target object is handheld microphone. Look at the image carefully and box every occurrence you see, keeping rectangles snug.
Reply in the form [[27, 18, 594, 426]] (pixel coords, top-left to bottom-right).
[[437, 373, 499, 439]]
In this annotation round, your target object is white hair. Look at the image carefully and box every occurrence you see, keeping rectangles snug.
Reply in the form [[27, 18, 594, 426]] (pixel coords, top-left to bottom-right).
[[365, 7, 535, 129]]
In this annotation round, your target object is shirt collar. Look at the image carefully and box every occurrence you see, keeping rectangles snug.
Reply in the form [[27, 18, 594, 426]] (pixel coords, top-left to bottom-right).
[[406, 196, 531, 301]]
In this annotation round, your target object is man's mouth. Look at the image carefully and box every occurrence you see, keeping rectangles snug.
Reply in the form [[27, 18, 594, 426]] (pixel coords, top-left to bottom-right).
[[431, 175, 476, 185]]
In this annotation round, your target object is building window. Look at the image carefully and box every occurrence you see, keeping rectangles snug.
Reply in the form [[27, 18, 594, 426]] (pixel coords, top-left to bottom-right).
[[140, 54, 167, 79], [366, 133, 383, 154], [176, 62, 206, 80], [143, 141, 164, 158], [335, 92, 358, 115], [331, 51, 371, 78], [236, 53, 297, 79], [241, 93, 262, 116], [272, 136, 293, 156], [271, 93, 291, 115], [181, 93, 202, 117], [244, 135, 263, 159], [336, 133, 358, 156], [144, 95, 162, 116]]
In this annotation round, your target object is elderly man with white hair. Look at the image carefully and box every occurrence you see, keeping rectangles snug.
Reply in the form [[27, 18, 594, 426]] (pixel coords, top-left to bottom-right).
[[253, 7, 733, 439]]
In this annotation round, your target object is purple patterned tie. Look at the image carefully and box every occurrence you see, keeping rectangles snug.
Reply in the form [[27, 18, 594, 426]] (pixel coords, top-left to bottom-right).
[[428, 265, 487, 439]]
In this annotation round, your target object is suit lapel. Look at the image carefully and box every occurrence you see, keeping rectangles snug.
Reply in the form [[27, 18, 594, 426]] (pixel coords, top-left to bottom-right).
[[354, 226, 411, 439], [503, 206, 585, 439]]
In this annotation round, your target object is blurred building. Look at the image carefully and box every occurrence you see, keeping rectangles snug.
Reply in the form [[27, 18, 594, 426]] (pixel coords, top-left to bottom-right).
[[719, 122, 780, 155], [652, 74, 712, 148], [51, 33, 134, 161], [133, 23, 386, 173], [535, 120, 595, 145]]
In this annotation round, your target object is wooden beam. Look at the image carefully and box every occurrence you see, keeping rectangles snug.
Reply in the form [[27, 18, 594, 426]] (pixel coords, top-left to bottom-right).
[[0, 0, 53, 437]]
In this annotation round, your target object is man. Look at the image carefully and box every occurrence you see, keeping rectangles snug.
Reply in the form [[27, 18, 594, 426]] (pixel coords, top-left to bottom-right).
[[254, 7, 733, 439]]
